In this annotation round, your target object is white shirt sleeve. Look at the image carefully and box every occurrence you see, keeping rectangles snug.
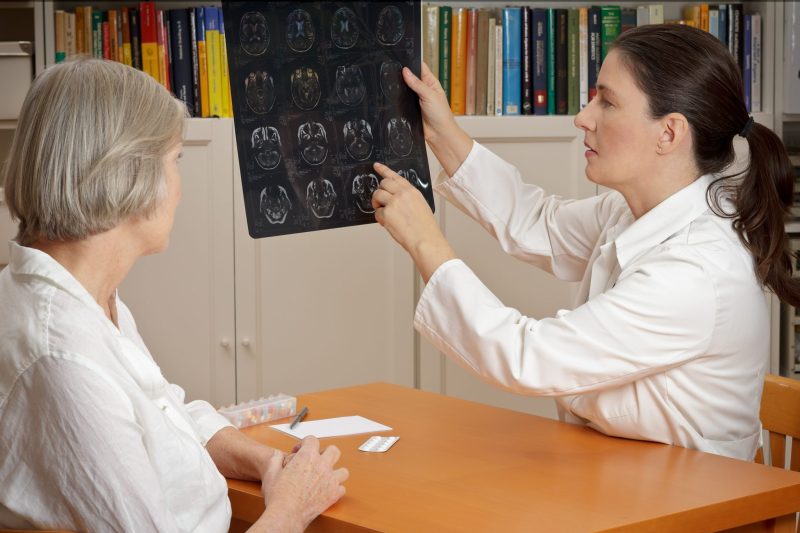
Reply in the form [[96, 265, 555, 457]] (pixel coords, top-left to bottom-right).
[[436, 141, 626, 282], [167, 383, 234, 445], [414, 248, 716, 396], [0, 356, 182, 532]]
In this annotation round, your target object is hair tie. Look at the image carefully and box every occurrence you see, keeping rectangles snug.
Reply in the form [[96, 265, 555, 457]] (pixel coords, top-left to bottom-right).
[[739, 116, 754, 138]]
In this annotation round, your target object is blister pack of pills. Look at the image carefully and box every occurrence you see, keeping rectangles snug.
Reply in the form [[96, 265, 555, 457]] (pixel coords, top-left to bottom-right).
[[358, 435, 400, 453], [218, 393, 297, 429]]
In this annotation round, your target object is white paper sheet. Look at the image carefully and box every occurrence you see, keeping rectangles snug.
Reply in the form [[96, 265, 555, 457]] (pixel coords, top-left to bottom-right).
[[270, 415, 391, 439]]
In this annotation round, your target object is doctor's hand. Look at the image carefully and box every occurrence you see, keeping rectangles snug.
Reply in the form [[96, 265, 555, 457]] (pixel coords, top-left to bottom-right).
[[255, 436, 348, 533], [372, 162, 457, 282], [402, 63, 472, 177]]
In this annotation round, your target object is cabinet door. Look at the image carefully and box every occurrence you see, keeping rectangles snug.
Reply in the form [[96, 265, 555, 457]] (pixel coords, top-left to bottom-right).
[[120, 119, 236, 406], [419, 117, 596, 419], [233, 133, 416, 401]]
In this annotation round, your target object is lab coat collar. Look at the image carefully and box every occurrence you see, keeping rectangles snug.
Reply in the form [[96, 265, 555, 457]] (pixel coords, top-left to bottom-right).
[[614, 175, 714, 270]]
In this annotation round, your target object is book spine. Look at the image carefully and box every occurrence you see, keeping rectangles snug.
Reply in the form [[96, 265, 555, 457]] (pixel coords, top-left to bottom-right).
[[649, 4, 664, 25], [122, 8, 132, 66], [555, 9, 567, 115], [709, 8, 719, 40], [487, 17, 496, 116], [65, 13, 76, 59], [494, 22, 503, 115], [170, 9, 194, 114], [102, 14, 110, 60], [84, 7, 93, 57], [75, 7, 84, 55], [502, 7, 522, 116], [567, 8, 578, 115], [140, 2, 160, 82], [55, 10, 66, 63], [116, 11, 124, 62], [165, 11, 174, 92], [683, 6, 700, 28], [620, 8, 636, 33], [700, 4, 710, 32], [219, 8, 232, 118], [476, 9, 489, 117], [532, 8, 547, 115], [205, 6, 222, 117], [438, 6, 452, 103], [730, 4, 743, 72], [449, 8, 467, 115], [109, 10, 118, 62], [718, 5, 728, 47], [636, 6, 649, 27], [188, 9, 201, 117], [423, 5, 439, 79], [785, 2, 800, 113], [92, 11, 102, 58], [546, 8, 556, 115], [465, 8, 477, 115], [156, 9, 168, 89], [751, 13, 761, 113], [521, 7, 532, 115], [196, 7, 210, 117], [130, 8, 142, 70], [588, 7, 601, 102], [600, 6, 621, 63], [578, 8, 588, 110], [743, 14, 751, 112]]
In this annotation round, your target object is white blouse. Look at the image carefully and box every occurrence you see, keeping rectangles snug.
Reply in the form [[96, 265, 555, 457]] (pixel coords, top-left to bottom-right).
[[415, 141, 768, 460], [0, 242, 233, 532]]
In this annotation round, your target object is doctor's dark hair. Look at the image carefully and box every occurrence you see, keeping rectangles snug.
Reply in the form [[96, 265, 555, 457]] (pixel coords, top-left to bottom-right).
[[612, 24, 800, 306]]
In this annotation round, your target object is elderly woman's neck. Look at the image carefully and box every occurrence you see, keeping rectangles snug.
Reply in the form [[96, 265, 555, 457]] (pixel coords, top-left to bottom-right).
[[30, 227, 139, 326]]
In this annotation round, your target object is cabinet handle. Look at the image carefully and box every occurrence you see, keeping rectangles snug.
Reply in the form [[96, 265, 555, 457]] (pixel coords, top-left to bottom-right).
[[241, 337, 251, 347], [220, 338, 230, 348]]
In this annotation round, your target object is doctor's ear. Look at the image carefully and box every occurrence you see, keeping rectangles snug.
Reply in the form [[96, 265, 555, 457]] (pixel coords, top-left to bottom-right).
[[655, 113, 690, 155]]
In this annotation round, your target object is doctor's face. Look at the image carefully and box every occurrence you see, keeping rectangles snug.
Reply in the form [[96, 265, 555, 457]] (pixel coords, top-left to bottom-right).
[[574, 50, 662, 190]]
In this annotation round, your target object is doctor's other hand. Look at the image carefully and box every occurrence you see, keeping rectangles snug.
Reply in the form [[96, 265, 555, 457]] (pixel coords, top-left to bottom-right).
[[257, 436, 348, 533], [372, 162, 457, 282]]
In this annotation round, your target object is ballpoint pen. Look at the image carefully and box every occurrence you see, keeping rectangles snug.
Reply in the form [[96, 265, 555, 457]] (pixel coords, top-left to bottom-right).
[[290, 406, 308, 429]]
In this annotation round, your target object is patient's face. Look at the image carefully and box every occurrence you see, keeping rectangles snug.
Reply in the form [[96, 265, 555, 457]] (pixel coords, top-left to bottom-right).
[[139, 142, 183, 255]]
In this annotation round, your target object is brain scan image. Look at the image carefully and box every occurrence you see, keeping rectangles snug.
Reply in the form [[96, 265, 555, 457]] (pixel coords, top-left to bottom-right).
[[331, 7, 359, 49], [387, 117, 413, 157], [397, 168, 430, 190], [343, 119, 373, 161], [251, 126, 282, 170], [286, 9, 315, 52], [290, 67, 321, 110], [379, 60, 403, 99], [298, 121, 328, 165], [351, 173, 379, 214], [259, 185, 291, 224], [245, 71, 275, 114], [240, 12, 269, 56], [307, 178, 336, 218], [376, 5, 405, 46], [335, 65, 366, 106]]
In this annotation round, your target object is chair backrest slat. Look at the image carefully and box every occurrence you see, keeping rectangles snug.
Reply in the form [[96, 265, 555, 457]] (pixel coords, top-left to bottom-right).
[[758, 374, 800, 470]]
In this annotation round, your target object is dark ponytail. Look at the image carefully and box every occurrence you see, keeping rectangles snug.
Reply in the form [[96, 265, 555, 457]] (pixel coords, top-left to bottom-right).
[[613, 24, 800, 306]]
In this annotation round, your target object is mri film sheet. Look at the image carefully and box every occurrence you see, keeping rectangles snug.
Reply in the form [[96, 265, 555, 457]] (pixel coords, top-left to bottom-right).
[[222, 1, 433, 238]]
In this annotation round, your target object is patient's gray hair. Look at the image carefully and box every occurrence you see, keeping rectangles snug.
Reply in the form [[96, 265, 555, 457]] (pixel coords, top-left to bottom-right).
[[2, 57, 187, 246]]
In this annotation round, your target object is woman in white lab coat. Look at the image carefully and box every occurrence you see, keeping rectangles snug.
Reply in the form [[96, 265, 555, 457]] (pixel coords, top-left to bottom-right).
[[371, 24, 799, 461], [0, 58, 346, 531]]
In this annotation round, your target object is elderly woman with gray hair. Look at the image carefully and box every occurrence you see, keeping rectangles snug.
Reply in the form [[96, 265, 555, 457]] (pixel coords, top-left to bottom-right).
[[0, 57, 347, 532]]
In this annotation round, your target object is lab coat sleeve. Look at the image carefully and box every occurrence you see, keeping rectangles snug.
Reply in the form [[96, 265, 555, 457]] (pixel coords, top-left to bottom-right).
[[435, 141, 626, 282], [414, 250, 716, 396]]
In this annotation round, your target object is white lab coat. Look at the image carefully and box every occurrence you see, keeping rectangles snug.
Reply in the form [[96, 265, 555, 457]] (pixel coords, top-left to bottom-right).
[[414, 141, 767, 460]]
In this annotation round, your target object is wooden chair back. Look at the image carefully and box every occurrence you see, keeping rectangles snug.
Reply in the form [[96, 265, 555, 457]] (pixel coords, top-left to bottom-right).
[[755, 374, 800, 470]]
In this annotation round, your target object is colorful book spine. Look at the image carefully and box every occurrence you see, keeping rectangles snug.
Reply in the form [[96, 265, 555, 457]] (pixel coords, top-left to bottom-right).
[[196, 7, 210, 118], [170, 9, 194, 114], [84, 6, 94, 57], [75, 7, 85, 55], [600, 6, 621, 63], [743, 14, 752, 112], [101, 13, 110, 60], [55, 10, 66, 63], [718, 5, 728, 47], [465, 8, 477, 115], [156, 9, 169, 89], [476, 9, 490, 117], [140, 2, 160, 82], [205, 6, 223, 117], [649, 4, 664, 24], [449, 8, 468, 115], [729, 3, 744, 71], [438, 6, 452, 103], [165, 11, 174, 91], [700, 4, 710, 32], [709, 7, 720, 40], [92, 10, 102, 58], [423, 5, 439, 81], [188, 9, 201, 117], [620, 8, 636, 33], [555, 9, 567, 115], [122, 8, 132, 66], [219, 8, 232, 118], [116, 11, 124, 62], [65, 13, 76, 59], [521, 7, 533, 115], [109, 10, 119, 63], [578, 7, 588, 110], [546, 8, 556, 115], [751, 13, 761, 113], [487, 17, 496, 115], [130, 8, 142, 70], [588, 7, 601, 102], [532, 8, 547, 115], [494, 21, 503, 115], [502, 7, 522, 116], [567, 8, 579, 115]]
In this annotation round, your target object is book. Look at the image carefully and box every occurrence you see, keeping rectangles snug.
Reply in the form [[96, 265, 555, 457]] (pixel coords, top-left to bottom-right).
[[75, 7, 84, 55], [423, 5, 439, 79], [751, 12, 761, 113], [621, 8, 637, 33], [205, 6, 223, 117], [65, 12, 76, 59], [121, 8, 132, 66], [502, 7, 522, 116], [700, 4, 710, 32], [84, 6, 93, 57], [600, 6, 621, 63], [636, 6, 649, 27], [438, 6, 452, 103], [170, 9, 194, 114], [219, 8, 232, 118], [109, 10, 119, 63], [465, 8, 477, 115], [116, 10, 124, 62], [450, 8, 468, 115], [588, 6, 601, 102], [578, 7, 588, 110], [196, 7, 210, 117], [683, 6, 700, 28], [476, 9, 490, 117], [649, 4, 664, 25], [567, 9, 579, 115], [743, 13, 752, 111], [555, 9, 567, 115], [494, 21, 503, 115], [785, 2, 800, 113], [101, 14, 109, 60], [140, 2, 160, 82], [729, 3, 744, 71], [156, 9, 169, 89], [547, 8, 556, 115], [718, 5, 728, 47], [521, 7, 533, 115], [92, 10, 102, 58], [532, 8, 547, 115], [165, 10, 174, 91], [188, 9, 201, 117], [130, 8, 142, 71], [709, 6, 720, 40], [55, 10, 66, 63], [487, 17, 496, 115]]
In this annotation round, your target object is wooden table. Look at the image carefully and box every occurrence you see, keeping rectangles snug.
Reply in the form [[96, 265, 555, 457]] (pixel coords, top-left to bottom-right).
[[227, 382, 800, 532]]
